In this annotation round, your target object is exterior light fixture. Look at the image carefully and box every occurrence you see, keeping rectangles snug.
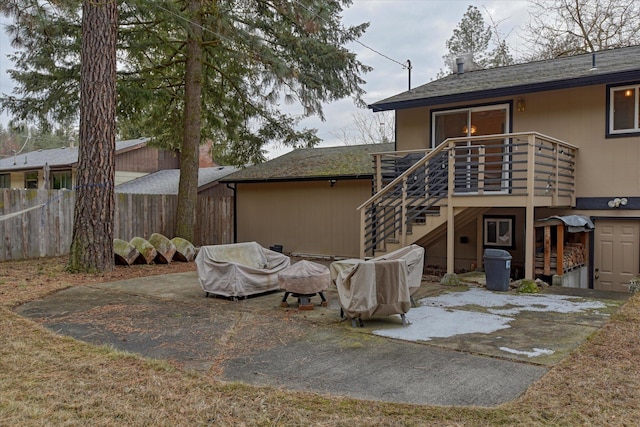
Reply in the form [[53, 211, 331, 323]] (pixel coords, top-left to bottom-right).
[[607, 197, 628, 208], [462, 124, 477, 135], [625, 89, 634, 97], [516, 97, 526, 112], [329, 179, 337, 187]]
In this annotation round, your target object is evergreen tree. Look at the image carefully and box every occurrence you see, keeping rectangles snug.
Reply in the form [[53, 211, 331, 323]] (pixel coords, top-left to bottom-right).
[[440, 5, 513, 76], [67, 0, 118, 273], [443, 5, 492, 72], [1, 0, 371, 243]]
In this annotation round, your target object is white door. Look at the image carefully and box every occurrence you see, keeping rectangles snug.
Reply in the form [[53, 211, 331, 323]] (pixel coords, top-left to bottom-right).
[[594, 219, 640, 292]]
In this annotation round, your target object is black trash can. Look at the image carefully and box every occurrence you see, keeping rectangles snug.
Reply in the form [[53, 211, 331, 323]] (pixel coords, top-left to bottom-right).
[[483, 248, 512, 291]]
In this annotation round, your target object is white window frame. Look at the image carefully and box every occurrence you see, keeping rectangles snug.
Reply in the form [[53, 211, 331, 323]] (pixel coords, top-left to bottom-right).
[[431, 103, 511, 195], [484, 216, 514, 248], [608, 84, 640, 135], [431, 103, 510, 148]]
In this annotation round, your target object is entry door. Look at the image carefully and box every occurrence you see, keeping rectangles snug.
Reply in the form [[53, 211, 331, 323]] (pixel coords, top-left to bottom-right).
[[432, 105, 509, 194], [594, 220, 640, 292]]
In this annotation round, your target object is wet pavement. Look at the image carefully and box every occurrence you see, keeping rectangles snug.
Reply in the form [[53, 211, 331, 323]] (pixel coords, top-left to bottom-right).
[[14, 271, 628, 407]]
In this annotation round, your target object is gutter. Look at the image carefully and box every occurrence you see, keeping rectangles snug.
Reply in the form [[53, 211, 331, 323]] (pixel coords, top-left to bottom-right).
[[220, 174, 374, 185]]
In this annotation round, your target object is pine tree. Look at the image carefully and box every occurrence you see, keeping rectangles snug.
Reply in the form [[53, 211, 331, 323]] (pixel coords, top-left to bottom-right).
[[67, 0, 118, 272], [1, 0, 371, 249], [440, 5, 513, 76]]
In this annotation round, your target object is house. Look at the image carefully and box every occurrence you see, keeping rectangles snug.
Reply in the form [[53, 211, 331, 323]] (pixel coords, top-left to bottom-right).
[[0, 137, 179, 189], [365, 45, 640, 292], [222, 143, 393, 258]]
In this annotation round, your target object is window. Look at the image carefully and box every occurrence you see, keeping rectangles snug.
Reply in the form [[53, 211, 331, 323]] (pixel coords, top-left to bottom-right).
[[432, 103, 511, 193], [52, 171, 72, 190], [484, 216, 514, 248], [24, 171, 39, 189], [0, 174, 9, 189], [431, 103, 509, 147], [608, 84, 640, 136]]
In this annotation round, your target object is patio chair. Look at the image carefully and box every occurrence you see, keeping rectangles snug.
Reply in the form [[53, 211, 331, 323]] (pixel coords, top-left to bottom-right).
[[195, 242, 290, 299], [335, 258, 411, 327], [330, 244, 425, 306]]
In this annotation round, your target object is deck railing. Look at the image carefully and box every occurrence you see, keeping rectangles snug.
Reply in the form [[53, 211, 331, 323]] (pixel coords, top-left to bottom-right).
[[359, 132, 578, 257]]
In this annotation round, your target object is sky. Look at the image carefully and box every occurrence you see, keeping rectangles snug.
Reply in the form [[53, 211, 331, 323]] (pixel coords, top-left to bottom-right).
[[0, 0, 532, 157], [267, 0, 532, 157]]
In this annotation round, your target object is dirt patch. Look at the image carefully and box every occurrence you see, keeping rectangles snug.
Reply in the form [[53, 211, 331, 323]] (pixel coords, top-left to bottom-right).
[[0, 256, 196, 307]]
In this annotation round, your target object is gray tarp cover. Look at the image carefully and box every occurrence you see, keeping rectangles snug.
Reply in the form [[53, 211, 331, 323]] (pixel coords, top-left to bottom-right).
[[537, 215, 595, 233], [336, 259, 411, 319], [278, 260, 330, 294], [196, 242, 290, 297], [330, 244, 425, 295]]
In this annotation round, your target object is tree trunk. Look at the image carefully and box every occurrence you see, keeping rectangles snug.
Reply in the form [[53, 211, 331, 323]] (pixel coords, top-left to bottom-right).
[[67, 0, 118, 273], [175, 0, 203, 242]]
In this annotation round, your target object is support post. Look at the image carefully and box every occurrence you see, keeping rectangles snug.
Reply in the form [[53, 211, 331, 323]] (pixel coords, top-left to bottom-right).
[[447, 144, 455, 275], [525, 134, 536, 279], [401, 178, 408, 247], [359, 206, 366, 259]]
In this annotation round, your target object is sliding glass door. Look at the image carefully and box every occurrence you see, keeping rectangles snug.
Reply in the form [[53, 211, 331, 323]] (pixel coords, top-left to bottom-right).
[[432, 104, 509, 193]]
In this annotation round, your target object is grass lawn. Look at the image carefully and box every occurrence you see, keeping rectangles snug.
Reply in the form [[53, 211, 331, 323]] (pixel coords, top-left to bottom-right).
[[1, 257, 639, 426]]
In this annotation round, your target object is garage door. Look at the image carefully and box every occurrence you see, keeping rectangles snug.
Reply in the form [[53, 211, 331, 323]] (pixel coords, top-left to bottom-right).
[[594, 219, 640, 292]]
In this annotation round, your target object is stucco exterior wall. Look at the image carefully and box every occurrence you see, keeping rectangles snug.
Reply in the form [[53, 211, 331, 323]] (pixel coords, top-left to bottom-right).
[[236, 179, 371, 258], [395, 84, 640, 199]]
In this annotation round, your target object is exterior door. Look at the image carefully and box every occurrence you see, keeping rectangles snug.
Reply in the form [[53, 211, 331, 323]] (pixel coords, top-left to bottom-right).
[[432, 104, 509, 194], [594, 219, 640, 292]]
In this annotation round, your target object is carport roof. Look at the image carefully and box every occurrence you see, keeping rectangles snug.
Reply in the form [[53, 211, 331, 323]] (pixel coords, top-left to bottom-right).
[[221, 142, 394, 182], [116, 166, 238, 194]]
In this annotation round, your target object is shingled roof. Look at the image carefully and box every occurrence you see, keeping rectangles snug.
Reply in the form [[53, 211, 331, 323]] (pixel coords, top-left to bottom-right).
[[222, 143, 394, 182], [371, 45, 640, 112], [0, 137, 150, 172], [115, 166, 238, 194]]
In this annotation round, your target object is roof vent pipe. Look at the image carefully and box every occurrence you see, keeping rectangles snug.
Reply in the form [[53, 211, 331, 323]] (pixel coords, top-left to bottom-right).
[[456, 57, 465, 74], [590, 52, 597, 70]]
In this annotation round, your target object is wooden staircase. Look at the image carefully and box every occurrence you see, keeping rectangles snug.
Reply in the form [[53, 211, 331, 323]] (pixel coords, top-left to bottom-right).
[[380, 205, 490, 255], [359, 133, 579, 278]]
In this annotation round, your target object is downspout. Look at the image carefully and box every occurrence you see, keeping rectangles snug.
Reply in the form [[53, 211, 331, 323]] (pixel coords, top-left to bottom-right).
[[226, 183, 237, 243]]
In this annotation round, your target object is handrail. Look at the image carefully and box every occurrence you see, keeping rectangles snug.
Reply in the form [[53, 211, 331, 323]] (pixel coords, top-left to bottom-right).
[[359, 131, 578, 211], [359, 132, 579, 257], [358, 144, 446, 211]]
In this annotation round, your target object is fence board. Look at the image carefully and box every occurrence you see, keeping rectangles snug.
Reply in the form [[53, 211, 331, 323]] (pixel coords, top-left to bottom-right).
[[0, 189, 233, 262]]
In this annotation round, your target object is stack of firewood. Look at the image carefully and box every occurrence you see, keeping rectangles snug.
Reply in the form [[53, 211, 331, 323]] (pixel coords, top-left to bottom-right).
[[535, 242, 586, 274]]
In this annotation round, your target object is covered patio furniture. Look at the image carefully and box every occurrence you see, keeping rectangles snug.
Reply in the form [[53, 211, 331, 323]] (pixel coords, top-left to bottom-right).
[[278, 260, 330, 310], [335, 258, 412, 327], [330, 244, 425, 306], [371, 244, 425, 297], [195, 242, 290, 299]]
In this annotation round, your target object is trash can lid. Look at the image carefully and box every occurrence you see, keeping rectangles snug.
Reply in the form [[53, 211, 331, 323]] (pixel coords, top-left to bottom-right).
[[483, 248, 512, 259]]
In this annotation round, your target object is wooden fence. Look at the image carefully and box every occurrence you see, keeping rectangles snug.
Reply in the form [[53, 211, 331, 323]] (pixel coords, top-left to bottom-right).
[[0, 189, 234, 262]]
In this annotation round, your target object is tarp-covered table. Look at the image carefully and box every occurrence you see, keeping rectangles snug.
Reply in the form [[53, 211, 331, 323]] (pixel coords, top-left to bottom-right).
[[278, 260, 330, 310]]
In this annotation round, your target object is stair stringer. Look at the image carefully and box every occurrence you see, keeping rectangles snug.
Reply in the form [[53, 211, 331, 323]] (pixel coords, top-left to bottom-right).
[[376, 206, 491, 255]]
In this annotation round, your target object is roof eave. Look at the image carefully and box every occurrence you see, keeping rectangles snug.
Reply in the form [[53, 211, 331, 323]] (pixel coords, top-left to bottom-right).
[[369, 69, 640, 112], [222, 174, 374, 184]]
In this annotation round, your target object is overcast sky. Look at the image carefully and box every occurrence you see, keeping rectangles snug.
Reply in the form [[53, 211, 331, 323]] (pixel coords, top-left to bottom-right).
[[0, 0, 531, 157]]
